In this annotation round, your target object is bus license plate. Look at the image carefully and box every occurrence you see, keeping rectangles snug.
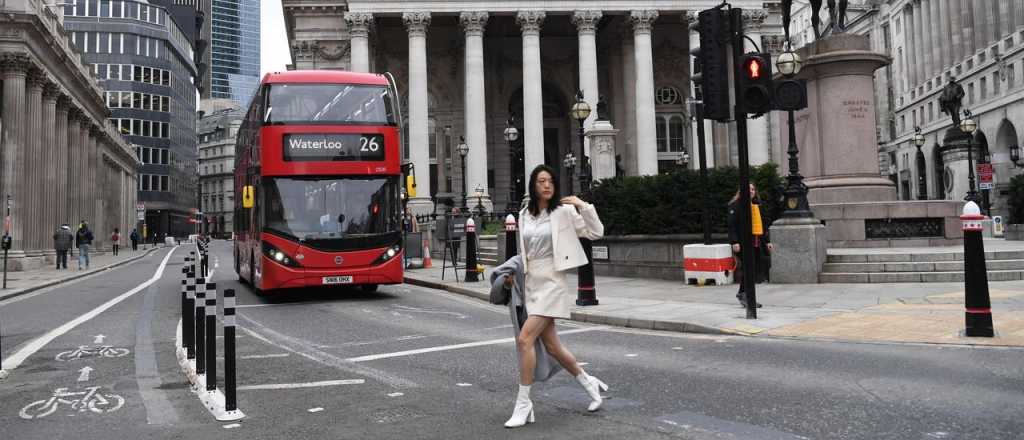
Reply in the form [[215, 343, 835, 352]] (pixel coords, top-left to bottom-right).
[[322, 276, 353, 285]]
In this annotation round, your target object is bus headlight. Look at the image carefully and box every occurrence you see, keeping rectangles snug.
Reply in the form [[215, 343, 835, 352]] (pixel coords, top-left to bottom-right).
[[373, 243, 402, 265], [262, 242, 300, 267]]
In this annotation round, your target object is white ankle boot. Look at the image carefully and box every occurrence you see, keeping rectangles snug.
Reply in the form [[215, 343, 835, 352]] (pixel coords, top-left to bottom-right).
[[504, 384, 535, 428], [577, 373, 609, 412]]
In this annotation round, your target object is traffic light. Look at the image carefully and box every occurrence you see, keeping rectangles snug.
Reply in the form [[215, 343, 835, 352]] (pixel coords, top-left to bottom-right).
[[772, 79, 808, 111], [692, 9, 730, 122], [739, 53, 773, 115]]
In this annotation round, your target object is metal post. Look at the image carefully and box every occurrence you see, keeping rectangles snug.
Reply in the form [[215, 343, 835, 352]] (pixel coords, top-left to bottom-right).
[[731, 7, 757, 320], [3, 195, 11, 290], [961, 202, 994, 337], [460, 155, 468, 211], [223, 288, 242, 417], [185, 268, 196, 359], [966, 135, 980, 204], [195, 277, 206, 375], [504, 214, 518, 261], [205, 282, 217, 392], [694, 102, 712, 245], [781, 109, 812, 218], [465, 218, 479, 282]]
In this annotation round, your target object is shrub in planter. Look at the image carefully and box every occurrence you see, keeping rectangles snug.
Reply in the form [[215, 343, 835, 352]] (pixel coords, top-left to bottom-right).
[[589, 164, 783, 236], [1007, 174, 1024, 224]]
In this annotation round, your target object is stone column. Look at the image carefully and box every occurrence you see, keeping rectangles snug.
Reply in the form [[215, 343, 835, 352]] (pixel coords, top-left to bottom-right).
[[66, 109, 81, 228], [631, 10, 659, 176], [460, 11, 491, 211], [903, 5, 917, 89], [42, 81, 59, 255], [1016, 0, 1024, 30], [55, 95, 69, 227], [517, 11, 546, 187], [962, 0, 976, 56], [1, 54, 29, 254], [344, 12, 373, 73], [913, 0, 926, 87], [978, 0, 993, 48], [26, 67, 44, 254], [76, 118, 89, 226], [619, 24, 637, 174], [403, 12, 432, 214], [686, 12, 715, 168], [937, 0, 951, 70], [743, 9, 770, 165], [88, 126, 101, 243], [949, 0, 963, 64], [921, 0, 935, 82], [573, 10, 602, 158]]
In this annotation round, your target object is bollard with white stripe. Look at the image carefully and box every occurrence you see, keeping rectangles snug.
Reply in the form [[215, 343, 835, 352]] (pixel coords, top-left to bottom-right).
[[505, 214, 518, 261], [205, 282, 218, 392], [182, 257, 196, 359], [222, 288, 244, 419], [962, 201, 995, 337], [195, 277, 207, 376]]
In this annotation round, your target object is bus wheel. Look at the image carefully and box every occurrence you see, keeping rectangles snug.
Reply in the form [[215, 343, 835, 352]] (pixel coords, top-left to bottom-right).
[[234, 248, 241, 279], [360, 284, 378, 293]]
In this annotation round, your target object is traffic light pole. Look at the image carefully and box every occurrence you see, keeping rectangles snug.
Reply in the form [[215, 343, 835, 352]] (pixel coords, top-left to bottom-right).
[[694, 103, 712, 246], [730, 7, 757, 320]]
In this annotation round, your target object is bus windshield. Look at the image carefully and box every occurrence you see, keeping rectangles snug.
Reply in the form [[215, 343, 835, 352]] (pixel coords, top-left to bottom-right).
[[266, 84, 395, 125], [263, 176, 400, 248]]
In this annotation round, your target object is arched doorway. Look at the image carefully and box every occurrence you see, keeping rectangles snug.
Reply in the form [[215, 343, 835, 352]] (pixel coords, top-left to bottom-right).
[[508, 85, 570, 195]]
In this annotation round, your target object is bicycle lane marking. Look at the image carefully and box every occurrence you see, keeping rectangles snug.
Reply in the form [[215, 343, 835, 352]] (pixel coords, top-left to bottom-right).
[[134, 256, 180, 426], [4, 247, 178, 371]]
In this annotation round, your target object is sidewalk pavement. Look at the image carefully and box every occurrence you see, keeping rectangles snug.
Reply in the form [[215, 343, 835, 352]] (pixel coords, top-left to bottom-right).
[[0, 245, 164, 302], [404, 263, 1024, 347]]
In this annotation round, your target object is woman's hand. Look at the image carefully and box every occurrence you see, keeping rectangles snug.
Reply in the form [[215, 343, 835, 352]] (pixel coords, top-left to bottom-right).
[[766, 243, 774, 254], [560, 196, 588, 210]]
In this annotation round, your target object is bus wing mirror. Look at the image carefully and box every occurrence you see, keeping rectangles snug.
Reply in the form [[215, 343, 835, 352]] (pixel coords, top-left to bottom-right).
[[242, 185, 255, 208], [406, 175, 417, 198]]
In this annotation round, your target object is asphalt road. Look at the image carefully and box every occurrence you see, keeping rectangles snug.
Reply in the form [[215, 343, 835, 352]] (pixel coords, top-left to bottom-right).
[[1, 240, 1022, 439]]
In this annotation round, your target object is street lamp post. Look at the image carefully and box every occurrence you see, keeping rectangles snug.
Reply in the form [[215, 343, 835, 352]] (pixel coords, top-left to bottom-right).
[[776, 49, 812, 218], [504, 117, 520, 214], [959, 110, 981, 205], [474, 184, 486, 219], [563, 152, 577, 194], [675, 152, 690, 170], [913, 127, 928, 200], [569, 90, 598, 306], [457, 136, 470, 212]]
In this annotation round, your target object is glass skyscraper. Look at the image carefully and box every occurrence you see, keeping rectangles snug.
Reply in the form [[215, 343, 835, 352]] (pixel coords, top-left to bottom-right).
[[210, 0, 260, 105]]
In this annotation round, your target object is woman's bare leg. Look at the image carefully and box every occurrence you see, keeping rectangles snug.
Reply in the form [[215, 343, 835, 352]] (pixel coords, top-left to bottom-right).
[[539, 323, 583, 377], [517, 316, 553, 385]]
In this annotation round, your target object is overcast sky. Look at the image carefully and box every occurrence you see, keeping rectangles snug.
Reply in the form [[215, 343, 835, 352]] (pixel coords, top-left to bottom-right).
[[260, 0, 291, 77]]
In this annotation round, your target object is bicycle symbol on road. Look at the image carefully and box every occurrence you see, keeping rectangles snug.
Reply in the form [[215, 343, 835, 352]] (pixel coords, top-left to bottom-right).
[[55, 346, 130, 362], [19, 386, 125, 419]]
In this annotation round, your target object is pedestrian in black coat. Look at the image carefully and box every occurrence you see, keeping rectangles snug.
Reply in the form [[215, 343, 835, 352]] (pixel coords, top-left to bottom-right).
[[727, 184, 773, 308]]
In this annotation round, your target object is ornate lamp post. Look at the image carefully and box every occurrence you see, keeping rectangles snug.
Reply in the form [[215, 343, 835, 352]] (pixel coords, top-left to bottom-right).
[[776, 49, 812, 218], [1010, 144, 1024, 168], [562, 152, 577, 194], [456, 136, 470, 212], [959, 110, 981, 205], [675, 152, 690, 170], [913, 127, 928, 200], [473, 184, 486, 218], [570, 90, 592, 194], [504, 117, 520, 213]]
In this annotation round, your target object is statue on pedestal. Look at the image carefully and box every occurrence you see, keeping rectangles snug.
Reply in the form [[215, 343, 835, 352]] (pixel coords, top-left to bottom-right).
[[783, 0, 848, 41], [939, 77, 965, 127]]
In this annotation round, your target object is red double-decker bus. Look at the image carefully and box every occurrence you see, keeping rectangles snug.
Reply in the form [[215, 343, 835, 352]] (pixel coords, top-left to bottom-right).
[[234, 70, 406, 293]]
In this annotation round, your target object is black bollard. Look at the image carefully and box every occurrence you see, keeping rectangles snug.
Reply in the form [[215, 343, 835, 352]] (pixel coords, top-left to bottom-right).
[[504, 214, 518, 261], [205, 282, 218, 392], [185, 279, 196, 360], [465, 218, 479, 282], [195, 277, 206, 375], [223, 288, 239, 413], [962, 202, 994, 337], [576, 238, 599, 306]]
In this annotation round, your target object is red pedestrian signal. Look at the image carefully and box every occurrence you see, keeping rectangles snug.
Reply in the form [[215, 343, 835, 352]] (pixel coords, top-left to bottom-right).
[[746, 58, 763, 80], [739, 53, 773, 115]]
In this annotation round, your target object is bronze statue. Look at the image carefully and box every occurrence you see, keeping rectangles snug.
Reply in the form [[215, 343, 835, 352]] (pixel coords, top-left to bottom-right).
[[806, 0, 848, 40], [939, 77, 965, 127], [596, 95, 610, 121]]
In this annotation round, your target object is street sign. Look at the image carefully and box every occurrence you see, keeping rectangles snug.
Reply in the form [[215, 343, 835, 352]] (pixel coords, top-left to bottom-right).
[[977, 163, 994, 190], [136, 203, 145, 211], [137, 211, 145, 221]]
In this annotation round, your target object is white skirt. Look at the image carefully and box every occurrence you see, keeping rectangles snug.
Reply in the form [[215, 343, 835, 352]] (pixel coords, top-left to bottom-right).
[[525, 256, 572, 319]]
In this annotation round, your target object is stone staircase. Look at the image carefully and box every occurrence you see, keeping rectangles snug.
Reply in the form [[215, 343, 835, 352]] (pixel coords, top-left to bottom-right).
[[820, 248, 1024, 283], [478, 235, 499, 266]]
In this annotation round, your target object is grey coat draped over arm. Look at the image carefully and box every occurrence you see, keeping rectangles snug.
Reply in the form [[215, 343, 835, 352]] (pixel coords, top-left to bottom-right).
[[489, 255, 563, 382]]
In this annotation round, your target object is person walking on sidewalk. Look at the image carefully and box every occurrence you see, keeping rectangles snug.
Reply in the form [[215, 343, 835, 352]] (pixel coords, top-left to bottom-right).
[[728, 183, 773, 309], [129, 228, 139, 251], [111, 228, 120, 256], [53, 224, 73, 270], [75, 221, 94, 270], [499, 164, 607, 429]]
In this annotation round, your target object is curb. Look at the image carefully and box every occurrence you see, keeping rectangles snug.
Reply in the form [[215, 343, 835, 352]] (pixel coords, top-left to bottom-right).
[[404, 275, 737, 336], [0, 246, 164, 302]]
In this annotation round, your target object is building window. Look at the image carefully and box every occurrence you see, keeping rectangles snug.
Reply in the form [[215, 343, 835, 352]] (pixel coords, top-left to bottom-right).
[[980, 78, 987, 99], [928, 102, 933, 122], [968, 83, 975, 103], [993, 72, 1001, 95], [1009, 64, 1017, 89]]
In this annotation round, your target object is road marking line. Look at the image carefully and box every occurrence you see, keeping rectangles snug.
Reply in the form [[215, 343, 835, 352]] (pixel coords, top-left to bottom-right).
[[344, 327, 608, 363], [456, 383, 472, 387], [387, 392, 404, 397], [223, 423, 241, 429], [239, 379, 365, 391], [4, 248, 176, 370], [239, 353, 290, 359], [308, 407, 325, 413], [626, 353, 639, 357]]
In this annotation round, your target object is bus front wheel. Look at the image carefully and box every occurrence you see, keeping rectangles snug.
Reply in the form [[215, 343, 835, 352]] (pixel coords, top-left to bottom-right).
[[360, 284, 378, 293]]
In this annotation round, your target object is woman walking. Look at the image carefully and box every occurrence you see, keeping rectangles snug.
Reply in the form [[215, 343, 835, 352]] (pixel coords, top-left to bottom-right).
[[111, 228, 120, 256], [500, 164, 607, 428], [727, 183, 773, 308]]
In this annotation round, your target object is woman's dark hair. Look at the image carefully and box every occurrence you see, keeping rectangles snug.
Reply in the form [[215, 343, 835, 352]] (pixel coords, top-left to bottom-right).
[[527, 164, 562, 216]]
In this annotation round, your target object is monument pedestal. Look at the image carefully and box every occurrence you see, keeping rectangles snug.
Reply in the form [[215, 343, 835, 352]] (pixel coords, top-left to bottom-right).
[[587, 120, 619, 182], [769, 217, 828, 284]]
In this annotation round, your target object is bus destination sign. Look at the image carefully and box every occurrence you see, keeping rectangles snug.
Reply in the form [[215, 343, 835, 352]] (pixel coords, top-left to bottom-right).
[[283, 134, 386, 162]]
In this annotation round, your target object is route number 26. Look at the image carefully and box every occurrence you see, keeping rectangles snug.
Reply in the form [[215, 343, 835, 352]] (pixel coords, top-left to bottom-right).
[[360, 136, 381, 152]]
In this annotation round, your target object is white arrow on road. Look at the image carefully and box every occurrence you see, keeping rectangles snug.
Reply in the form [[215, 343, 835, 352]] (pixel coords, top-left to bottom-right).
[[77, 366, 94, 382], [94, 334, 106, 344]]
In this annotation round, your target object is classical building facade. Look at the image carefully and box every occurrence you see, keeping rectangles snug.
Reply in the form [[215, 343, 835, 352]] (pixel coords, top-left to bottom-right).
[[1, 0, 139, 270], [282, 0, 784, 213], [197, 99, 241, 237], [63, 0, 200, 240]]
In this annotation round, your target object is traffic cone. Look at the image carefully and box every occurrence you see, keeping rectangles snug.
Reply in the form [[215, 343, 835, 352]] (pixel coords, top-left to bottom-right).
[[422, 237, 432, 268]]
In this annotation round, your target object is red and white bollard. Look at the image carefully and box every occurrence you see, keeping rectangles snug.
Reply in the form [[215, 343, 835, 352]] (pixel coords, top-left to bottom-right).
[[465, 218, 479, 282], [504, 214, 518, 262], [961, 201, 994, 337]]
